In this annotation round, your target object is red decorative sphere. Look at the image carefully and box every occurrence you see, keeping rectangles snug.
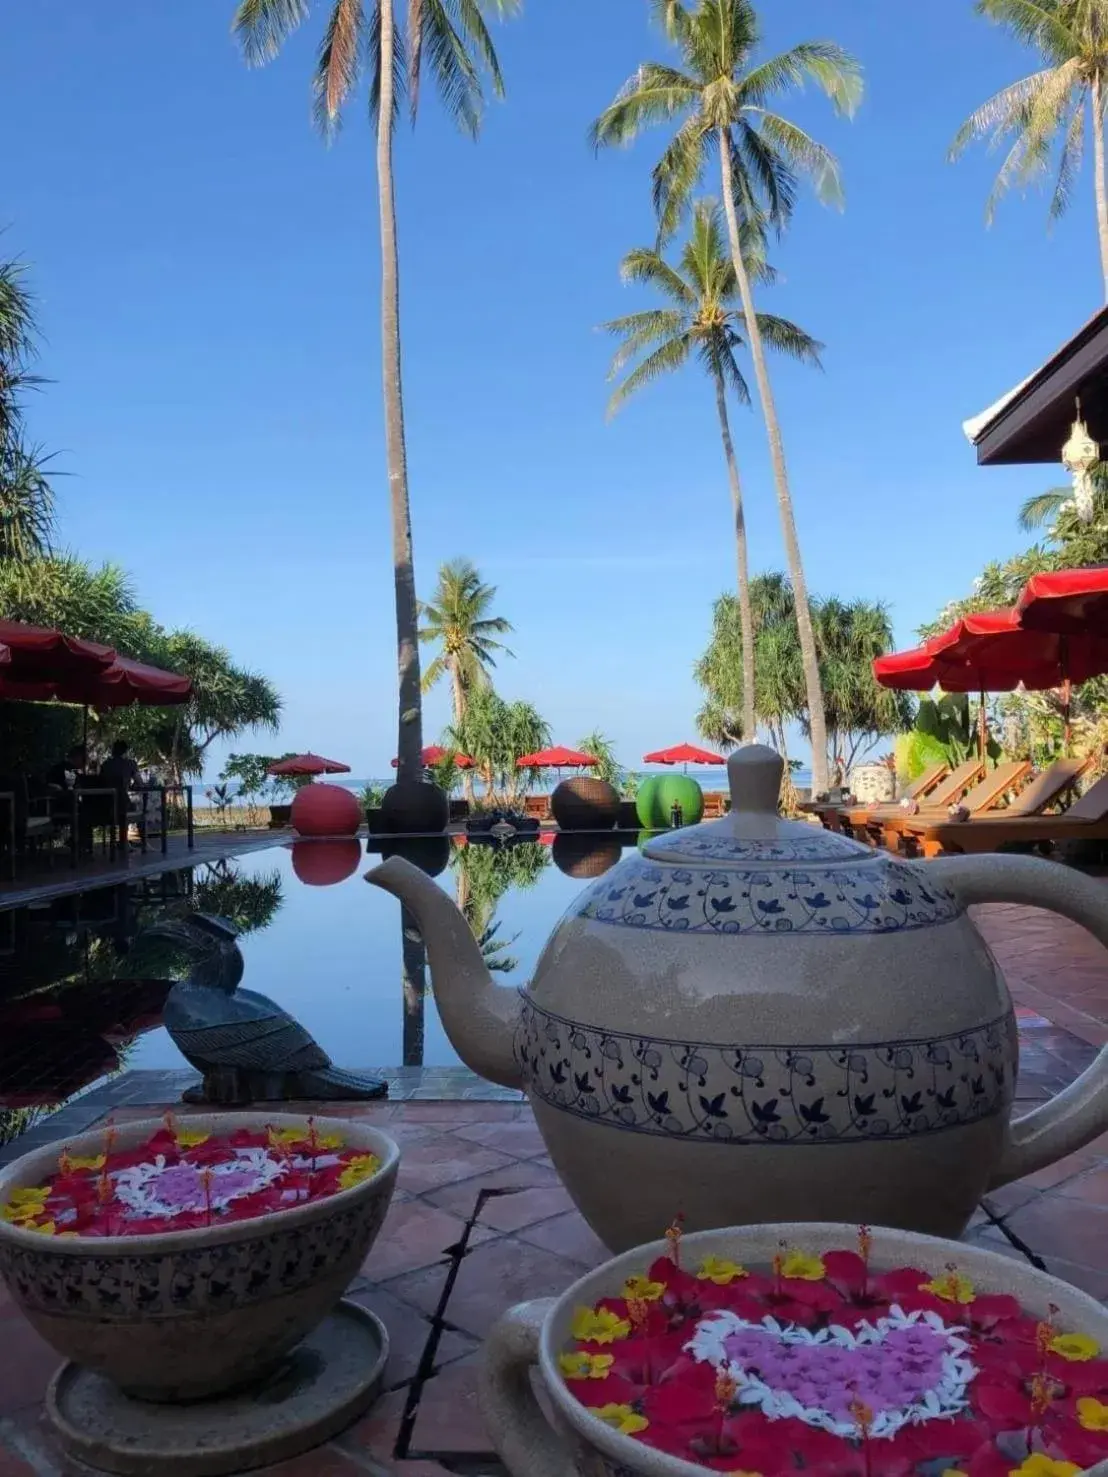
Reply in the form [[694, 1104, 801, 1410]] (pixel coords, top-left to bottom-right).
[[291, 839, 362, 886], [291, 783, 362, 837]]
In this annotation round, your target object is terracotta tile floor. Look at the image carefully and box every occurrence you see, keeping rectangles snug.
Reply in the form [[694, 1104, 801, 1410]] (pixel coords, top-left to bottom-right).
[[0, 897, 1107, 1474]]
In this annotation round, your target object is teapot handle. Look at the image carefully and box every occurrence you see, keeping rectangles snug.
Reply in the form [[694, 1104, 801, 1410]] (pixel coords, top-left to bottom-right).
[[925, 853, 1108, 1190], [479, 1299, 579, 1477]]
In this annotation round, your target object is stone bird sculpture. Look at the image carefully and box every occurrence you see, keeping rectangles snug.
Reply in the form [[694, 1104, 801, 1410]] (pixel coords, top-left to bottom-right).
[[149, 913, 387, 1104]]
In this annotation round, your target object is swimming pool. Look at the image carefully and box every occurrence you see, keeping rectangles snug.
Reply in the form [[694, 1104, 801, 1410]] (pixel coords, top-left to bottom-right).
[[0, 832, 634, 1118]]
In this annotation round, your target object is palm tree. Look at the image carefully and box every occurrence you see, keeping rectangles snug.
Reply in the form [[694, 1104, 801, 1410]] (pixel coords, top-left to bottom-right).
[[576, 730, 621, 787], [0, 255, 54, 562], [951, 0, 1108, 297], [591, 0, 861, 796], [419, 558, 514, 725], [232, 0, 518, 788], [602, 199, 821, 743]]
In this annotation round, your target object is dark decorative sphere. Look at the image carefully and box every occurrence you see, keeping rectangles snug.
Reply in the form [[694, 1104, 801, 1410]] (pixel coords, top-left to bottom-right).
[[551, 777, 620, 831], [552, 833, 622, 879], [379, 781, 449, 835]]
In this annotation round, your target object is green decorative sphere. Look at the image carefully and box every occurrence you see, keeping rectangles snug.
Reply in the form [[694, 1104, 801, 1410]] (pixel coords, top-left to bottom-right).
[[635, 776, 661, 829], [637, 775, 704, 829]]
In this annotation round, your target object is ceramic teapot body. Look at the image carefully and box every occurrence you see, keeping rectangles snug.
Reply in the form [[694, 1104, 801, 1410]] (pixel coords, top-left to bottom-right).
[[368, 746, 1108, 1253]]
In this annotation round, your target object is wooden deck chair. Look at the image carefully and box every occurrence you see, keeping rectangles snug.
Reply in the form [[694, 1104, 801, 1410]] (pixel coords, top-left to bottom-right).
[[805, 762, 950, 833], [902, 761, 1104, 858], [869, 760, 1033, 852]]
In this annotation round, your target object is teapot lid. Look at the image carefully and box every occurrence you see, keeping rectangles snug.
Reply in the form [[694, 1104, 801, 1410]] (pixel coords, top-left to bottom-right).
[[643, 745, 868, 866]]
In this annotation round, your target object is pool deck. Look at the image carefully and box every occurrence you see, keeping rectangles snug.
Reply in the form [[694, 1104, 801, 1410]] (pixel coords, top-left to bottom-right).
[[0, 896, 1107, 1474]]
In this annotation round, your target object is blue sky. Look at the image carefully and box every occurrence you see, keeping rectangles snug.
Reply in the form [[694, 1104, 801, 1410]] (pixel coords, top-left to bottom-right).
[[1, 1, 1100, 777]]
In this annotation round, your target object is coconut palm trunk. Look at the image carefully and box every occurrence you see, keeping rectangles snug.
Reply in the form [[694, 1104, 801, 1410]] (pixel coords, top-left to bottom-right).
[[718, 131, 829, 793], [1094, 75, 1108, 298], [377, 0, 424, 787], [712, 369, 756, 742]]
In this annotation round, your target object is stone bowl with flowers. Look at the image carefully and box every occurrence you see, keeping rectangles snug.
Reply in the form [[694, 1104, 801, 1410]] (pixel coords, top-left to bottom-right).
[[0, 1111, 398, 1403], [481, 1220, 1108, 1477]]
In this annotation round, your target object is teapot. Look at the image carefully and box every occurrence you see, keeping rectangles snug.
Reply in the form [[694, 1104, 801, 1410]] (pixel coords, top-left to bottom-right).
[[367, 745, 1108, 1253]]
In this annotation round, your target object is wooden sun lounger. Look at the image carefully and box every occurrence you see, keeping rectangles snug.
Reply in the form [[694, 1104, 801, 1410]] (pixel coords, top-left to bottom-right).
[[838, 758, 986, 841], [863, 760, 1033, 851], [899, 759, 1100, 858]]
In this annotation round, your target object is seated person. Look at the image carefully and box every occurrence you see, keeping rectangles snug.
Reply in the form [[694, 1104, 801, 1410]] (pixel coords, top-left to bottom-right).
[[45, 744, 87, 792], [99, 740, 141, 795]]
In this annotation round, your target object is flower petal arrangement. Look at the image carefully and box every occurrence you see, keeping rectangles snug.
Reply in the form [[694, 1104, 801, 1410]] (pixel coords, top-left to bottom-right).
[[0, 1116, 381, 1238], [559, 1226, 1108, 1476]]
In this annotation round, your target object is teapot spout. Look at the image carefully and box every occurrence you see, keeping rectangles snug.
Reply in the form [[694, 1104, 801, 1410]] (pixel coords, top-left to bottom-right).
[[366, 856, 523, 1090]]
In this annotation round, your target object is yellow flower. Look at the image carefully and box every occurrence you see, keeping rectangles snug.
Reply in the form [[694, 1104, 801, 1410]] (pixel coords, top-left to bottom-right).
[[559, 1351, 614, 1381], [337, 1154, 380, 1190], [1, 1195, 47, 1225], [780, 1250, 826, 1281], [175, 1129, 210, 1149], [1008, 1456, 1081, 1477], [65, 1154, 106, 1172], [570, 1306, 631, 1345], [920, 1270, 975, 1305], [7, 1186, 48, 1206], [697, 1255, 748, 1285], [28, 1220, 57, 1236], [725, 1471, 765, 1477], [622, 1275, 664, 1302], [941, 1470, 968, 1477], [593, 1404, 648, 1436], [269, 1124, 342, 1150], [1050, 1331, 1099, 1362], [1077, 1396, 1108, 1430]]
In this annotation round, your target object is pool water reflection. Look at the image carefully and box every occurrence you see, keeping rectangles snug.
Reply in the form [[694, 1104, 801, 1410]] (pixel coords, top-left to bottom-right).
[[0, 833, 641, 1125]]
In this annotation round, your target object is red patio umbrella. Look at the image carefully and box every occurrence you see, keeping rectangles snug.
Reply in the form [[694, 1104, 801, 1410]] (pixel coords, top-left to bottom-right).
[[0, 619, 115, 680], [390, 745, 474, 769], [1016, 566, 1108, 635], [515, 746, 598, 769], [643, 742, 724, 766], [875, 607, 1108, 754], [267, 753, 351, 779]]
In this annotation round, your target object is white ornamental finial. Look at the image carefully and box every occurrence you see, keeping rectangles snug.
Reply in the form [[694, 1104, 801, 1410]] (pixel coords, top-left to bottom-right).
[[1062, 398, 1099, 524]]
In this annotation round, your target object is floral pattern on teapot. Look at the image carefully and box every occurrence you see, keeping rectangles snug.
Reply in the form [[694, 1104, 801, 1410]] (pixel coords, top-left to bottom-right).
[[515, 999, 1017, 1145], [571, 855, 961, 936]]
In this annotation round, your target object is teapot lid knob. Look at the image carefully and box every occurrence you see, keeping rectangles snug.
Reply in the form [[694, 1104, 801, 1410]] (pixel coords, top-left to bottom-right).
[[728, 744, 784, 816]]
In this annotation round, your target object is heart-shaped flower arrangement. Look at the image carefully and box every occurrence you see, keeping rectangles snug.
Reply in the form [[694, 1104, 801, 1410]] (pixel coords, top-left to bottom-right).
[[0, 1117, 382, 1238], [684, 1307, 974, 1438], [560, 1230, 1108, 1475]]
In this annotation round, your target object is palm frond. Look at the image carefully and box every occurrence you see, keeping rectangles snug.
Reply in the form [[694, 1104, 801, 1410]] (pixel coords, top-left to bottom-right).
[[1051, 95, 1086, 217], [232, 0, 310, 64], [949, 68, 1054, 157], [984, 127, 1052, 221], [739, 40, 863, 118], [417, 0, 483, 136], [602, 309, 688, 376], [751, 311, 824, 366], [420, 652, 449, 691], [652, 114, 711, 241], [618, 247, 697, 303], [590, 64, 700, 151], [0, 440, 56, 563], [976, 0, 1081, 63], [1018, 487, 1070, 528], [701, 336, 751, 403], [607, 334, 691, 416], [749, 110, 845, 208], [733, 119, 797, 233], [312, 0, 365, 135]]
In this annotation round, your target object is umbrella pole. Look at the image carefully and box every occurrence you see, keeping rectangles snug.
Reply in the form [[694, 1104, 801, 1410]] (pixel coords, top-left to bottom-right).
[[978, 689, 988, 764], [83, 704, 89, 749], [1063, 677, 1073, 756]]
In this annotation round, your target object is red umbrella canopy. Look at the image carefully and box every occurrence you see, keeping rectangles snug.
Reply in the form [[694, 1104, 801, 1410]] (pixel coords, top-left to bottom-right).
[[872, 646, 953, 691], [1017, 567, 1108, 636], [267, 753, 351, 777], [926, 608, 1108, 691], [0, 619, 115, 680], [643, 742, 724, 765], [390, 745, 474, 769], [516, 746, 598, 769], [0, 656, 191, 708]]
